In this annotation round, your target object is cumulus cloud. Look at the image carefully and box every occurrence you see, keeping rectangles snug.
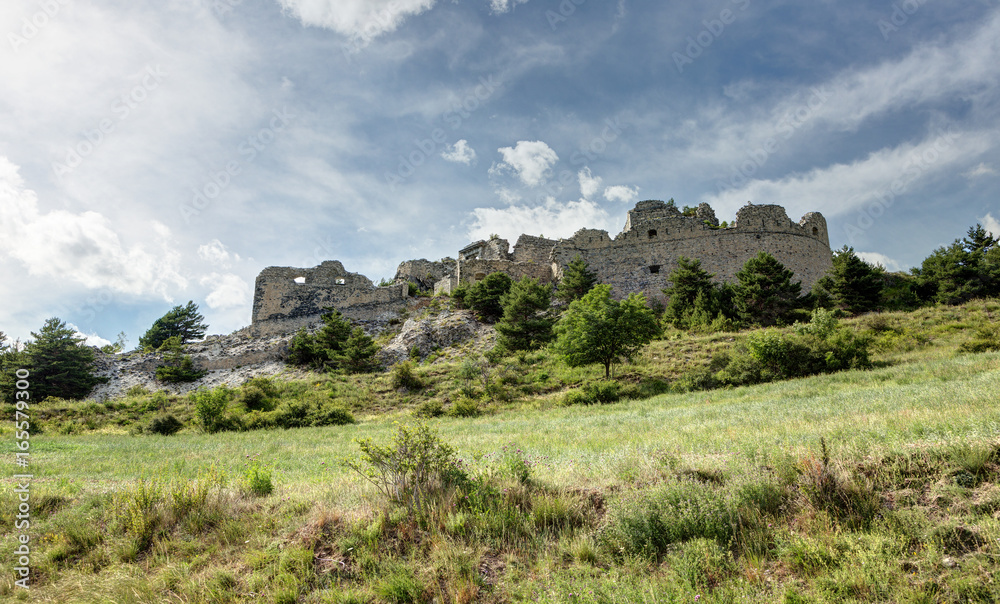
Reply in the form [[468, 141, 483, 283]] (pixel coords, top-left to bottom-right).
[[277, 0, 436, 45], [855, 252, 902, 272], [964, 163, 996, 179], [604, 185, 639, 203], [489, 0, 531, 14], [442, 140, 477, 165], [200, 273, 251, 310], [494, 140, 559, 187], [578, 167, 602, 199], [67, 323, 112, 348], [982, 213, 1000, 238], [197, 239, 240, 269], [0, 157, 186, 297], [468, 197, 616, 242]]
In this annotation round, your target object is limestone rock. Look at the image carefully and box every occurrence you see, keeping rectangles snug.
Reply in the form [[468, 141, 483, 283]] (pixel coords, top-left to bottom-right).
[[378, 310, 480, 366]]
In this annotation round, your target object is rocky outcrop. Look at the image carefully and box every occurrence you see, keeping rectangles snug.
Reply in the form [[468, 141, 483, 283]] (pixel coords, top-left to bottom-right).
[[377, 310, 487, 366], [393, 258, 456, 292]]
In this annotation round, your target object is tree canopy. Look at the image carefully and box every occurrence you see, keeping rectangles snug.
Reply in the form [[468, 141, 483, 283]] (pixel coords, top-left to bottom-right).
[[495, 277, 556, 352], [555, 255, 598, 304], [553, 284, 660, 378], [734, 252, 802, 326], [24, 318, 106, 400], [139, 301, 208, 350], [465, 272, 514, 322], [812, 246, 885, 315]]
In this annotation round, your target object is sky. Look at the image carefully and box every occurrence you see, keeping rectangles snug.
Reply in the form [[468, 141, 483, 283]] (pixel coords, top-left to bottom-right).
[[1, 0, 998, 348]]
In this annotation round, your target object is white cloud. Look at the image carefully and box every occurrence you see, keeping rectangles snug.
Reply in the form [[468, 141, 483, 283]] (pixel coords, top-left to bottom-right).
[[578, 167, 602, 199], [703, 129, 994, 220], [964, 162, 996, 179], [197, 240, 240, 269], [468, 197, 616, 242], [67, 323, 112, 348], [0, 156, 186, 298], [855, 252, 902, 272], [489, 0, 531, 14], [495, 186, 523, 205], [200, 273, 251, 310], [441, 140, 477, 165], [982, 213, 1000, 239], [495, 140, 559, 187], [604, 185, 639, 203], [277, 0, 436, 45]]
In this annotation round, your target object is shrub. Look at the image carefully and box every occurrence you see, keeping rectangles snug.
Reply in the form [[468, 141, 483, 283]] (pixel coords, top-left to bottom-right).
[[155, 336, 206, 383], [414, 399, 444, 418], [448, 396, 480, 417], [238, 377, 280, 411], [192, 386, 233, 434], [390, 361, 424, 390], [583, 380, 621, 404], [147, 413, 183, 436], [958, 324, 1000, 353], [343, 423, 466, 518], [241, 456, 274, 497]]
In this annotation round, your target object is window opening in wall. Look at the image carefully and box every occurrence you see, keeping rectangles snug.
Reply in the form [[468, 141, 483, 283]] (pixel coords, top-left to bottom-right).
[[649, 265, 660, 274], [335, 278, 346, 285], [648, 229, 657, 238], [293, 276, 306, 284], [474, 272, 486, 281], [812, 227, 819, 236]]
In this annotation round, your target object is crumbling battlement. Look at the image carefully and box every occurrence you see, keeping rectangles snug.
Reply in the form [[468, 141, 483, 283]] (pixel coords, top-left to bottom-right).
[[251, 201, 832, 333], [252, 260, 407, 335]]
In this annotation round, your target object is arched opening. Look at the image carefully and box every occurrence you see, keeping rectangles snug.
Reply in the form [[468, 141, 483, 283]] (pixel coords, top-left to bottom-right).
[[648, 229, 657, 239], [474, 272, 486, 281], [812, 227, 819, 236], [649, 265, 660, 274]]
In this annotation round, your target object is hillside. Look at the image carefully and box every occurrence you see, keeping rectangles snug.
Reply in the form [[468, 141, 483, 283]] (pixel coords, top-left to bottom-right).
[[2, 300, 999, 602]]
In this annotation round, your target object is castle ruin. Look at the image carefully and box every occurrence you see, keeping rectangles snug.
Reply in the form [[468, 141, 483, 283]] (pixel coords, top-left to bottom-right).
[[250, 201, 832, 334]]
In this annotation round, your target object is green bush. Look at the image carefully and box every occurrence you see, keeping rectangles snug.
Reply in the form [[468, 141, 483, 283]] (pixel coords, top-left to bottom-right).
[[448, 396, 480, 417], [344, 423, 466, 518], [241, 457, 274, 497], [238, 377, 280, 411], [147, 413, 183, 436], [958, 324, 1000, 353], [562, 380, 621, 405], [192, 386, 233, 434], [413, 399, 444, 418], [390, 361, 424, 390]]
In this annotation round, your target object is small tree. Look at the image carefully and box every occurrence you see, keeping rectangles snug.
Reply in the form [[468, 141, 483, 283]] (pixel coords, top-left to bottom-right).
[[662, 256, 721, 329], [734, 252, 802, 326], [553, 284, 660, 378], [155, 336, 206, 383], [555, 255, 598, 303], [812, 246, 885, 315], [495, 277, 556, 351], [25, 318, 107, 400], [0, 333, 30, 404], [340, 327, 380, 373], [139, 301, 208, 350], [465, 272, 514, 322]]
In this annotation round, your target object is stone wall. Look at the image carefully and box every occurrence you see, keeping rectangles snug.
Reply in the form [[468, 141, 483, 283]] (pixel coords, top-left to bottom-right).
[[512, 234, 558, 264], [394, 258, 456, 291], [551, 203, 831, 303], [252, 260, 407, 335]]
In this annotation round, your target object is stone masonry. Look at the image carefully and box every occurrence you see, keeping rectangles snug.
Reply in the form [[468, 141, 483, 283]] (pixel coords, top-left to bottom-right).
[[250, 201, 832, 334]]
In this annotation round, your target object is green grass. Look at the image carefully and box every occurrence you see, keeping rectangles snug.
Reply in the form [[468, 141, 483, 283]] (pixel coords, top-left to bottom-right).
[[3, 300, 1000, 602]]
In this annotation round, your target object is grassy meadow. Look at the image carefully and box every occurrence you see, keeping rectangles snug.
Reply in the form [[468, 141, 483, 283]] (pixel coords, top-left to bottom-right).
[[2, 300, 1000, 603]]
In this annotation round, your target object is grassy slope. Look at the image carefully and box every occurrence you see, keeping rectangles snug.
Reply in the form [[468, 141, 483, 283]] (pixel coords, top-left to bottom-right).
[[2, 300, 1000, 603]]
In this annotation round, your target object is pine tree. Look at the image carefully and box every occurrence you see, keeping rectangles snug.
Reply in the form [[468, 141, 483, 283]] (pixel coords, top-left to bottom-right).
[[963, 223, 999, 254], [25, 318, 106, 400], [154, 336, 207, 383], [812, 246, 885, 315], [662, 256, 719, 329], [340, 327, 380, 373], [495, 277, 556, 351], [555, 255, 598, 303], [734, 252, 802, 326], [553, 285, 660, 378], [465, 272, 514, 322], [139, 301, 208, 349]]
